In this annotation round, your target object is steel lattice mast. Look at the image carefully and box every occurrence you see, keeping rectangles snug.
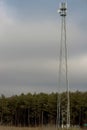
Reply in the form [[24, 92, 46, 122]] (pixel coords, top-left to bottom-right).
[[57, 1, 70, 129]]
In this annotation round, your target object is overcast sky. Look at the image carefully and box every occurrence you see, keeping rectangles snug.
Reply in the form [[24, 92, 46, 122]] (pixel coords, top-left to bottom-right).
[[0, 0, 87, 96]]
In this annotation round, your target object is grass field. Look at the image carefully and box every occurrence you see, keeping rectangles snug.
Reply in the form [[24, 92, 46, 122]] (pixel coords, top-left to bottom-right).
[[0, 126, 84, 130]]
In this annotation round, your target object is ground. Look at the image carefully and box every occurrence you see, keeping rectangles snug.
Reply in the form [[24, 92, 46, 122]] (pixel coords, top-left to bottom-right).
[[0, 126, 84, 130]]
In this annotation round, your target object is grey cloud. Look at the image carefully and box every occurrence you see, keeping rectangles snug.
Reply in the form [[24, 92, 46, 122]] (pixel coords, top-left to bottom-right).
[[0, 2, 86, 96], [0, 43, 58, 62]]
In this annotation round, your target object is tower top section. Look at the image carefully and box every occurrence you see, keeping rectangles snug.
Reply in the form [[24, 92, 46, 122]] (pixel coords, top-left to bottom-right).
[[58, 2, 67, 16]]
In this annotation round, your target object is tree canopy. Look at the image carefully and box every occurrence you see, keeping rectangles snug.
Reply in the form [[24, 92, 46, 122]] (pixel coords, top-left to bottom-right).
[[0, 91, 86, 127]]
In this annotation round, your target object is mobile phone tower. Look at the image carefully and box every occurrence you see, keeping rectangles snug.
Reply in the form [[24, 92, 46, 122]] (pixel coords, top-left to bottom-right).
[[57, 1, 70, 129]]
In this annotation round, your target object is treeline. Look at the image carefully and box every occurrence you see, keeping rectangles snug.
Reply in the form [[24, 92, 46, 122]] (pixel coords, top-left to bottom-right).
[[0, 91, 87, 127]]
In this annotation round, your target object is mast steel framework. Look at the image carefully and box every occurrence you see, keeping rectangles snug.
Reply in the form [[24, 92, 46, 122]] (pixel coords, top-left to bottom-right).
[[57, 1, 70, 129]]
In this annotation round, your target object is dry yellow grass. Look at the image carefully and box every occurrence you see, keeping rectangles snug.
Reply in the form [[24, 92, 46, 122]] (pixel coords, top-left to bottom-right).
[[0, 126, 83, 130], [0, 126, 42, 130]]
